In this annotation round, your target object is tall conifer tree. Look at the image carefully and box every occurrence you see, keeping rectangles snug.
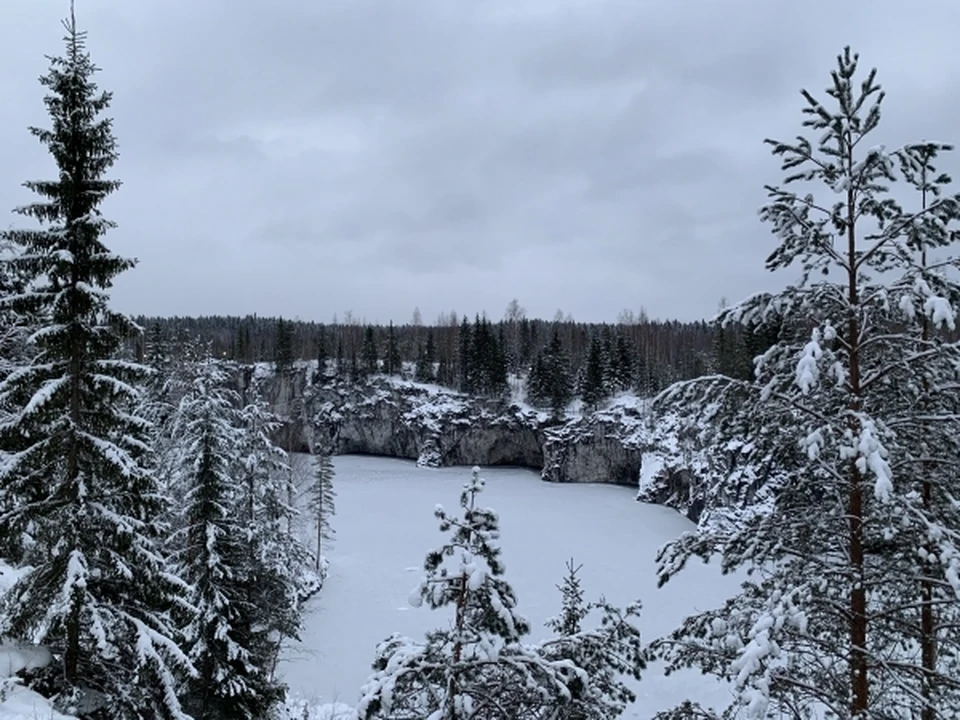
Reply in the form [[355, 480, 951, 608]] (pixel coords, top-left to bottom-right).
[[651, 48, 960, 718], [0, 9, 193, 716], [171, 359, 282, 719]]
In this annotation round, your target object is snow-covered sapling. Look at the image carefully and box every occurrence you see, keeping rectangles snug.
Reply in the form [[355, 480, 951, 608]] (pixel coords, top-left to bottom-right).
[[538, 559, 645, 719], [357, 467, 580, 720]]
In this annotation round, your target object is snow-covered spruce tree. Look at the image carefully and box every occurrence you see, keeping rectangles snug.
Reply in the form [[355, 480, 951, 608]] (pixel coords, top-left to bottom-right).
[[580, 336, 607, 409], [386, 320, 403, 376], [0, 240, 35, 564], [609, 334, 634, 392], [0, 12, 194, 717], [307, 445, 337, 571], [171, 357, 283, 719], [415, 330, 437, 383], [536, 559, 645, 719], [140, 327, 192, 506], [0, 240, 31, 386], [527, 330, 573, 419], [275, 317, 295, 373], [236, 381, 316, 680], [363, 325, 379, 375], [649, 48, 960, 718], [357, 467, 580, 720]]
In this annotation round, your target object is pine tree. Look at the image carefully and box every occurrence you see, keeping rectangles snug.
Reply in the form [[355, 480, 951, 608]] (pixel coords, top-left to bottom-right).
[[486, 320, 509, 396], [141, 326, 187, 519], [713, 320, 740, 378], [437, 355, 450, 386], [274, 317, 294, 373], [141, 323, 178, 428], [650, 48, 960, 717], [471, 316, 488, 395], [357, 467, 580, 719], [738, 317, 780, 381], [635, 349, 661, 397], [335, 336, 344, 376], [0, 239, 31, 563], [0, 12, 193, 715], [349, 348, 361, 381], [537, 560, 645, 719], [580, 336, 607, 409], [415, 330, 436, 382], [315, 323, 327, 380], [610, 334, 634, 391], [529, 330, 573, 418], [885, 142, 960, 717], [458, 316, 473, 392], [235, 321, 248, 363], [386, 321, 402, 376], [237, 382, 313, 681], [425, 330, 436, 377], [307, 448, 336, 570], [362, 325, 379, 375], [171, 358, 282, 719], [527, 355, 547, 406]]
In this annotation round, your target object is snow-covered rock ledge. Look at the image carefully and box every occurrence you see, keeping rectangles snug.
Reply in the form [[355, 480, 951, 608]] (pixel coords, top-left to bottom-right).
[[541, 396, 651, 486], [238, 364, 662, 488]]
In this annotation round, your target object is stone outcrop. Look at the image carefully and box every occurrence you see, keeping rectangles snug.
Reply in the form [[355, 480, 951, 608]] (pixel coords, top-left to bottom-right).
[[233, 363, 738, 524], [541, 400, 650, 486], [241, 365, 657, 488]]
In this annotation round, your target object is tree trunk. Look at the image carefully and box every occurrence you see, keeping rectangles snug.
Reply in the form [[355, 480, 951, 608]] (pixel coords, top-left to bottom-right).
[[316, 511, 322, 571], [918, 181, 937, 720], [846, 179, 869, 716], [65, 595, 80, 685], [66, 222, 83, 686]]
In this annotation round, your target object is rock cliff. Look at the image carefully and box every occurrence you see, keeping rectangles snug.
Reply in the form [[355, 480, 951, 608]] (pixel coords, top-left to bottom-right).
[[235, 363, 724, 522], [239, 363, 665, 489]]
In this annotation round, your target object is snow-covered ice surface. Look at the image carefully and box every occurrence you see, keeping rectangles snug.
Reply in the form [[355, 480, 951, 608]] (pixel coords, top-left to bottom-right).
[[280, 454, 741, 717]]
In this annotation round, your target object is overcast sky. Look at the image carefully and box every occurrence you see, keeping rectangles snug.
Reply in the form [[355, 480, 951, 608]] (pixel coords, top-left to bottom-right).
[[2, 1, 960, 324]]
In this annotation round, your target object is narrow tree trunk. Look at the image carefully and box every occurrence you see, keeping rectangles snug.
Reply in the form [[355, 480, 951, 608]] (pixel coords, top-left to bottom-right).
[[66, 232, 83, 686], [448, 487, 479, 713], [316, 495, 323, 572], [247, 432, 256, 526], [287, 462, 295, 538], [918, 180, 937, 720], [846, 179, 869, 716], [65, 596, 80, 684]]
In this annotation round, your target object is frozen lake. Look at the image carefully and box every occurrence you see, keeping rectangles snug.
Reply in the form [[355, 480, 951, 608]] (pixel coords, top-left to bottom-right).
[[280, 454, 738, 717]]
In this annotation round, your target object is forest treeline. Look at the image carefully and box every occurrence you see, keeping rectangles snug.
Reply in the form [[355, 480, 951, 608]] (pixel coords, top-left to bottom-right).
[[131, 308, 775, 403]]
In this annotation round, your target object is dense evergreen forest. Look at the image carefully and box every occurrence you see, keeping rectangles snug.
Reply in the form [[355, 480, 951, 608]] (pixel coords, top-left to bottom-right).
[[130, 309, 773, 402]]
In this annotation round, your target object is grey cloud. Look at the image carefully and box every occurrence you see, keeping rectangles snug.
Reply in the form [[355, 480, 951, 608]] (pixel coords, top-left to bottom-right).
[[3, 0, 960, 323]]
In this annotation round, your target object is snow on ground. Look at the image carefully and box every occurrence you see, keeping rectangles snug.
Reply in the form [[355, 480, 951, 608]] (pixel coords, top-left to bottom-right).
[[0, 561, 75, 720], [280, 454, 741, 717]]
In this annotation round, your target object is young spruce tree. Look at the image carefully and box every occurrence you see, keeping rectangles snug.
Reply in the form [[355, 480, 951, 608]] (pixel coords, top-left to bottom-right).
[[580, 336, 607, 409], [307, 445, 337, 571], [357, 467, 580, 719], [650, 48, 960, 718], [0, 12, 193, 716], [172, 358, 283, 719], [237, 376, 316, 673], [536, 559, 645, 720]]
